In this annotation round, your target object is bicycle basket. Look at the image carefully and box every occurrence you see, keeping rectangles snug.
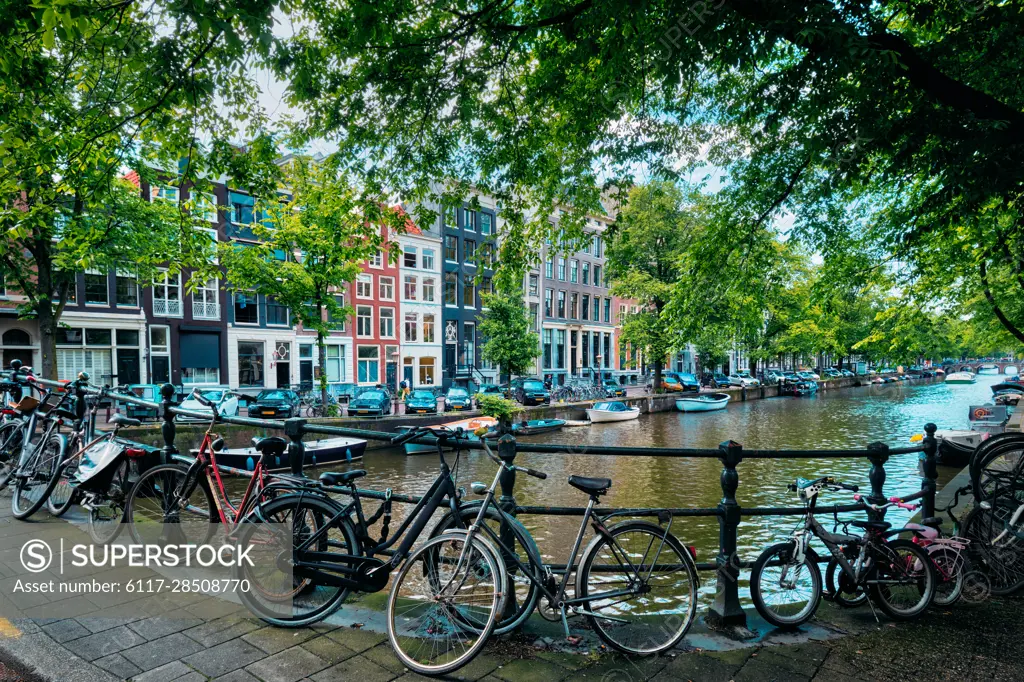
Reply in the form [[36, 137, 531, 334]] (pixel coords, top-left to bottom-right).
[[74, 440, 127, 493], [10, 396, 40, 413]]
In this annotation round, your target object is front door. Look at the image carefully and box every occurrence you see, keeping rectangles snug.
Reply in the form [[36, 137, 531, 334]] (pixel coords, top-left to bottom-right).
[[403, 359, 414, 385], [276, 361, 290, 388], [116, 349, 141, 385], [299, 360, 313, 390], [151, 356, 170, 384]]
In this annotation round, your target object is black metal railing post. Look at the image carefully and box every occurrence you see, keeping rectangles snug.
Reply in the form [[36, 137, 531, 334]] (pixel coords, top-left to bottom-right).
[[497, 423, 519, 620], [285, 417, 307, 475], [709, 439, 746, 628], [921, 423, 938, 518], [866, 441, 889, 522], [159, 383, 177, 465]]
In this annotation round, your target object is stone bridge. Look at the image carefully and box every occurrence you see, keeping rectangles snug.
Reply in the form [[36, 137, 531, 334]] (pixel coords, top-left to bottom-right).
[[947, 361, 1020, 374]]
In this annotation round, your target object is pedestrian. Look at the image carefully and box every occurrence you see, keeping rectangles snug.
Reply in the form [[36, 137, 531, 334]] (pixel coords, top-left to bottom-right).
[[399, 379, 410, 401]]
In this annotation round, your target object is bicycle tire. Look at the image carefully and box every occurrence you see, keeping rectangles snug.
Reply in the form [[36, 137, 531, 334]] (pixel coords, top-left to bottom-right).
[[87, 460, 131, 544], [0, 421, 25, 491], [12, 433, 66, 520], [929, 545, 965, 607], [576, 520, 698, 655], [868, 538, 936, 621], [125, 463, 218, 546], [430, 502, 543, 634], [235, 493, 355, 627], [961, 502, 1024, 596], [750, 541, 822, 628], [825, 556, 867, 608], [47, 433, 81, 517], [970, 432, 1024, 482], [972, 438, 1024, 503]]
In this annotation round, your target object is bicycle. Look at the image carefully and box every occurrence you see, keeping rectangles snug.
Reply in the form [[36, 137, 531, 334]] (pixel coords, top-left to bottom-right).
[[232, 425, 505, 676], [427, 433, 699, 655], [751, 476, 937, 628]]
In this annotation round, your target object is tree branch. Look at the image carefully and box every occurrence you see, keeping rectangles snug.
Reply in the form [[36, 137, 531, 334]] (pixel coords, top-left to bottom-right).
[[979, 258, 1024, 344]]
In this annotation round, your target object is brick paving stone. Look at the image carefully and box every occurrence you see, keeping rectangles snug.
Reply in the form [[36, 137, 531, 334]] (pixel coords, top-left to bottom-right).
[[310, 655, 395, 682], [121, 633, 205, 671], [183, 616, 260, 647], [323, 627, 387, 654], [63, 624, 146, 662], [39, 618, 90, 643], [127, 612, 203, 641], [244, 646, 330, 682], [734, 654, 813, 682], [169, 673, 205, 682], [650, 652, 744, 682], [359, 643, 407, 675], [93, 652, 142, 679], [75, 615, 139, 635], [491, 658, 571, 682], [299, 636, 359, 666], [243, 626, 320, 655], [534, 651, 592, 671], [182, 638, 265, 678], [133, 661, 194, 682], [812, 669, 871, 682], [579, 656, 671, 681], [212, 671, 261, 682], [747, 648, 823, 678]]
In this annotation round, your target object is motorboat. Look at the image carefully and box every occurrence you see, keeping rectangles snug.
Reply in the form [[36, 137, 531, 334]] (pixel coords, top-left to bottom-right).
[[945, 371, 977, 384], [190, 436, 366, 472], [676, 393, 730, 413], [781, 379, 818, 396], [482, 419, 567, 439], [397, 416, 498, 454], [586, 401, 641, 423], [931, 429, 986, 468]]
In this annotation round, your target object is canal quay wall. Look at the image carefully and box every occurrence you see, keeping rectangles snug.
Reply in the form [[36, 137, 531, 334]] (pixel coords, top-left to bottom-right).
[[117, 375, 936, 451]]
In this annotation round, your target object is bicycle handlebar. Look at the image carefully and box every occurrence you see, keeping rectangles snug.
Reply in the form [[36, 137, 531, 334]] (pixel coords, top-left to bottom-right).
[[853, 493, 919, 512]]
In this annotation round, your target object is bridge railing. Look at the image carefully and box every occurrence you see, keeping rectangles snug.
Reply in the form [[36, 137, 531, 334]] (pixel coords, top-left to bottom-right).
[[16, 373, 937, 629]]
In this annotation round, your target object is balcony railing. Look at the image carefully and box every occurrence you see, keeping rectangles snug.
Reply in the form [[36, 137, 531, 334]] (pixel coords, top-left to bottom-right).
[[153, 297, 182, 317], [192, 300, 220, 320]]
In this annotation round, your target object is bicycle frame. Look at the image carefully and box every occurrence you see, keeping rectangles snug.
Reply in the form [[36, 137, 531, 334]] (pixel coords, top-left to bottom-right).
[[13, 383, 73, 477]]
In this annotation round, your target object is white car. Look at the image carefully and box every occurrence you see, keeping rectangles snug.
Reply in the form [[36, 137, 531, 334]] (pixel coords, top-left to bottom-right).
[[796, 371, 820, 381], [178, 387, 240, 420], [727, 373, 760, 387]]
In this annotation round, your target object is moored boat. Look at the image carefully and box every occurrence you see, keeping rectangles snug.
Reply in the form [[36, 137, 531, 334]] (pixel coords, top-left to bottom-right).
[[586, 401, 640, 423], [191, 436, 367, 472], [398, 416, 498, 454], [945, 371, 977, 384], [676, 393, 730, 413], [482, 418, 567, 438], [932, 429, 987, 467]]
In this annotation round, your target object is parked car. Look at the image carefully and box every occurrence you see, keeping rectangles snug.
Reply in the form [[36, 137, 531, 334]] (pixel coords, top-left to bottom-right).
[[511, 378, 551, 406], [250, 389, 302, 418], [675, 373, 700, 392], [727, 373, 760, 388], [838, 369, 855, 377], [405, 389, 439, 414], [822, 368, 842, 378], [707, 373, 732, 388], [603, 380, 627, 398], [444, 386, 474, 411], [124, 384, 160, 421], [178, 387, 240, 421], [477, 384, 508, 399], [348, 389, 393, 417], [796, 371, 819, 382], [764, 370, 784, 384]]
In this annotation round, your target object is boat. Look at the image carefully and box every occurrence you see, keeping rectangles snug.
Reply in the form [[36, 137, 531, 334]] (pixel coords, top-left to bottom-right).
[[190, 436, 367, 472], [397, 416, 498, 454], [676, 393, 730, 413], [482, 418, 567, 439], [978, 364, 1000, 375], [991, 383, 1024, 396], [781, 380, 818, 396], [586, 401, 641, 423], [932, 429, 986, 468], [945, 371, 977, 384]]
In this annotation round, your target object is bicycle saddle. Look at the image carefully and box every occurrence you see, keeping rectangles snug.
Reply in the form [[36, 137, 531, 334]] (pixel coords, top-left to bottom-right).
[[53, 407, 78, 420], [851, 520, 891, 531], [568, 475, 612, 496], [318, 470, 367, 486], [110, 414, 141, 427], [251, 436, 288, 455], [920, 517, 943, 528]]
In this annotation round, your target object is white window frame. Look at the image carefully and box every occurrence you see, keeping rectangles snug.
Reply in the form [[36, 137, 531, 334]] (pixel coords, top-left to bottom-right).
[[403, 275, 418, 301], [356, 274, 373, 299], [379, 276, 395, 301], [379, 306, 395, 339], [423, 314, 436, 343], [84, 269, 108, 306], [356, 305, 373, 338], [422, 248, 435, 271], [404, 312, 418, 342], [403, 244, 418, 269], [114, 268, 139, 308], [369, 250, 384, 269]]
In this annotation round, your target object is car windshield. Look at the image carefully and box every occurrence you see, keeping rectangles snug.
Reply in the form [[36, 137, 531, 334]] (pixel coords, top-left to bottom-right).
[[194, 390, 223, 402], [603, 381, 616, 386], [410, 390, 434, 400], [737, 372, 752, 378], [678, 374, 696, 381], [257, 391, 290, 400], [448, 388, 469, 397], [360, 391, 385, 401], [523, 381, 545, 390]]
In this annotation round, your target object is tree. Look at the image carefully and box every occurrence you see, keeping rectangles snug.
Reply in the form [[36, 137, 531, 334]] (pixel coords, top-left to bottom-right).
[[0, 1, 279, 378], [606, 182, 689, 392], [219, 155, 403, 407], [478, 291, 540, 384]]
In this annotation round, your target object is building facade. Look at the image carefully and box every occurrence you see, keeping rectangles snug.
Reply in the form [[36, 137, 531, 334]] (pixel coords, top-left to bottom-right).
[[396, 224, 443, 388]]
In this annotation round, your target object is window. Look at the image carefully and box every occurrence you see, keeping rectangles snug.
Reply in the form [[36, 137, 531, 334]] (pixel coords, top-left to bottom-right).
[[233, 291, 258, 324], [266, 297, 289, 326], [583, 236, 591, 254], [151, 185, 179, 203], [238, 341, 265, 387], [419, 357, 436, 385], [570, 292, 579, 319], [545, 256, 553, 279], [192, 278, 219, 320], [593, 235, 602, 258], [528, 274, 539, 296], [558, 257, 566, 281], [52, 271, 76, 304], [555, 329, 565, 369], [582, 262, 590, 285], [445, 206, 458, 229], [403, 245, 417, 268], [463, 208, 475, 231], [422, 277, 435, 302], [444, 235, 458, 261], [369, 250, 384, 268], [150, 326, 169, 354], [149, 325, 170, 383], [422, 248, 435, 270], [84, 271, 108, 305], [444, 272, 457, 305], [603, 298, 611, 323], [543, 329, 553, 368], [152, 270, 181, 316], [356, 274, 373, 298], [570, 260, 578, 283], [483, 242, 496, 267], [461, 322, 475, 366], [197, 192, 218, 223], [326, 345, 346, 382], [423, 314, 435, 343], [604, 332, 611, 367], [379, 307, 395, 338], [482, 276, 492, 298], [115, 270, 138, 307], [377, 276, 394, 301], [480, 213, 492, 235], [357, 306, 373, 337], [357, 346, 379, 383], [529, 302, 539, 332], [183, 367, 219, 385], [593, 265, 603, 287], [328, 294, 347, 331], [196, 227, 218, 263], [557, 291, 566, 318], [464, 280, 476, 308], [464, 239, 476, 262], [544, 288, 553, 317], [581, 295, 590, 321], [404, 312, 418, 342], [403, 275, 418, 300]]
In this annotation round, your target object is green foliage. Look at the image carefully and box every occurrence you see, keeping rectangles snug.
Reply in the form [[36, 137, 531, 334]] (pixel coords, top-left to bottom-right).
[[478, 291, 540, 381], [474, 394, 521, 425]]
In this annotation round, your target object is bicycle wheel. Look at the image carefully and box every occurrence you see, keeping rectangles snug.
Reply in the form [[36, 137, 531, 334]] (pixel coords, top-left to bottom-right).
[[0, 421, 25, 491], [929, 546, 965, 607], [750, 541, 822, 628], [47, 435, 81, 517], [125, 464, 218, 546], [12, 433, 65, 520], [825, 556, 867, 608], [973, 439, 1024, 503], [576, 521, 698, 655], [962, 501, 1024, 595], [868, 538, 936, 621], [387, 533, 504, 676], [87, 460, 130, 544], [430, 503, 543, 634], [235, 493, 353, 627]]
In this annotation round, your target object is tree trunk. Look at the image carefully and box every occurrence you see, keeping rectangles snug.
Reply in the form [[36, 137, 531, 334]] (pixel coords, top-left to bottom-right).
[[37, 303, 58, 380], [653, 358, 664, 394], [317, 330, 329, 409], [748, 357, 758, 374]]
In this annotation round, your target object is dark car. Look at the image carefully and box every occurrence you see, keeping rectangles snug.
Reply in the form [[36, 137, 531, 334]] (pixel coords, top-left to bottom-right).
[[124, 384, 160, 421], [603, 380, 627, 398], [511, 378, 551, 406], [405, 389, 439, 414], [708, 373, 732, 388], [348, 389, 392, 417], [477, 384, 509, 399], [675, 373, 700, 393], [251, 389, 301, 418], [444, 387, 473, 411]]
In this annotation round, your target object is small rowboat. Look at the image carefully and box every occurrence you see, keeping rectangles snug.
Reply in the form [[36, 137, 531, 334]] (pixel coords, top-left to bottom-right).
[[190, 436, 366, 472], [676, 393, 730, 413], [483, 419, 567, 439], [398, 416, 498, 455], [586, 401, 640, 423]]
